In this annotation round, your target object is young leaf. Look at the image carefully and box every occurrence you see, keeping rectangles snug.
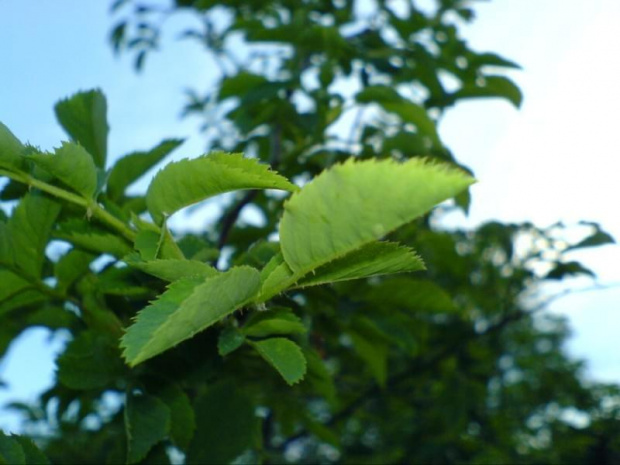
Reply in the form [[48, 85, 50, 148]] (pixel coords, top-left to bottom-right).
[[258, 252, 296, 301], [146, 152, 297, 224], [242, 307, 306, 338], [251, 337, 307, 385], [187, 382, 257, 464], [121, 266, 261, 366], [124, 392, 171, 464], [54, 89, 109, 168], [107, 138, 183, 201], [0, 122, 26, 171], [27, 142, 98, 198], [124, 253, 217, 282], [295, 241, 425, 288], [280, 158, 474, 277]]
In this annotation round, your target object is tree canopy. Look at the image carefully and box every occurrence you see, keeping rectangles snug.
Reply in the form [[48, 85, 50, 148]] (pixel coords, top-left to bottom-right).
[[0, 1, 618, 464]]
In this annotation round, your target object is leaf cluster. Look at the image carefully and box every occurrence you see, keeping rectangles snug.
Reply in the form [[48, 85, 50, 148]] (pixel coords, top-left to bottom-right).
[[0, 1, 618, 464]]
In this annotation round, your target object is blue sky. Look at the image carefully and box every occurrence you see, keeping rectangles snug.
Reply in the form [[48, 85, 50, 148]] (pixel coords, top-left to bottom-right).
[[1, 0, 619, 432]]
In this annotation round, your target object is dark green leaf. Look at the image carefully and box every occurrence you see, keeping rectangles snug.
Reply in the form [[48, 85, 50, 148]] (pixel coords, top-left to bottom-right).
[[125, 393, 171, 464], [187, 382, 257, 465], [251, 338, 307, 385], [218, 326, 246, 356], [56, 331, 125, 390]]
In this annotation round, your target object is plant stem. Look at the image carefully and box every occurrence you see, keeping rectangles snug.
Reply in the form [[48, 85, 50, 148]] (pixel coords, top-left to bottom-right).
[[0, 169, 136, 242]]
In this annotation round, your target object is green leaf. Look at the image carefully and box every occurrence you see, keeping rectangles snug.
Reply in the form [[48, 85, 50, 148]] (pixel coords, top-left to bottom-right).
[[56, 220, 132, 258], [4, 194, 61, 279], [124, 253, 217, 282], [107, 138, 183, 201], [251, 338, 307, 385], [218, 326, 246, 356], [356, 85, 440, 146], [296, 241, 425, 288], [187, 382, 256, 465], [243, 307, 306, 338], [54, 89, 109, 168], [349, 318, 391, 386], [54, 249, 95, 294], [453, 75, 523, 108], [258, 252, 296, 301], [280, 158, 474, 277], [567, 224, 615, 251], [134, 230, 160, 260], [0, 432, 25, 465], [360, 277, 457, 313], [56, 331, 125, 390], [27, 142, 98, 198], [545, 261, 595, 280], [146, 152, 297, 224], [219, 71, 269, 100], [121, 266, 261, 366], [125, 393, 171, 464], [0, 122, 26, 171], [156, 383, 196, 450], [0, 270, 30, 303], [11, 435, 49, 465]]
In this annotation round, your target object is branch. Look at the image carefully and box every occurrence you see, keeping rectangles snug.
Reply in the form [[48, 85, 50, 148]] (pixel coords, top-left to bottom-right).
[[277, 282, 620, 450]]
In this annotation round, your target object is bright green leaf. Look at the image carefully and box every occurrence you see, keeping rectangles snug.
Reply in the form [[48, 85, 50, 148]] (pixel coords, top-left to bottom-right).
[[27, 142, 98, 198], [258, 252, 296, 301], [124, 253, 217, 282], [296, 241, 425, 288], [125, 392, 171, 464], [251, 337, 307, 385], [54, 89, 109, 168], [121, 266, 261, 366], [280, 158, 474, 277], [107, 138, 183, 201], [146, 152, 297, 224]]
